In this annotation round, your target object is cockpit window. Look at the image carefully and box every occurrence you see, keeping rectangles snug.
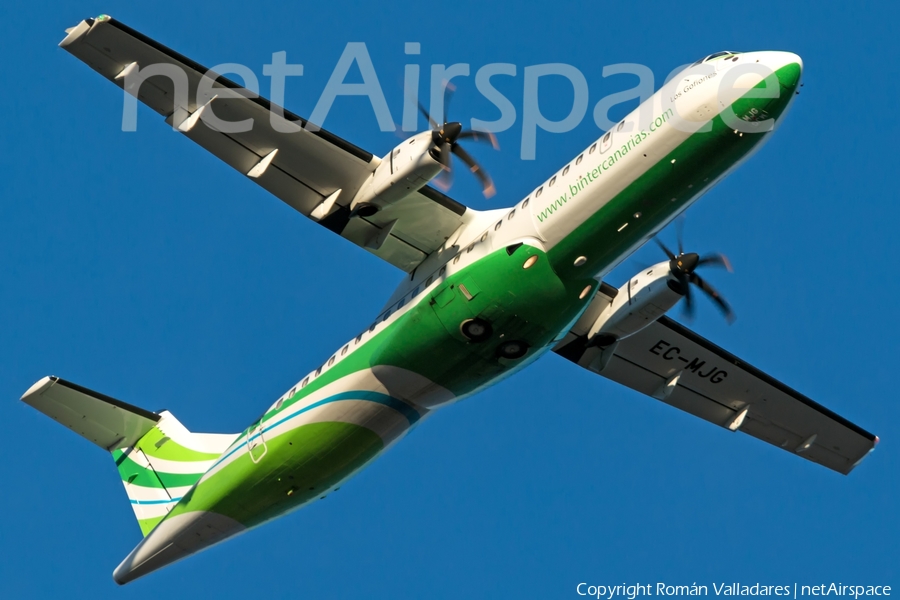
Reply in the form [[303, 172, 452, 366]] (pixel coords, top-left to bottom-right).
[[692, 51, 740, 66]]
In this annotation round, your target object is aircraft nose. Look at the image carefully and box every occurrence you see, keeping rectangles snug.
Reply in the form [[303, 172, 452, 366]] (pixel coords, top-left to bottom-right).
[[773, 52, 803, 93], [744, 51, 803, 121]]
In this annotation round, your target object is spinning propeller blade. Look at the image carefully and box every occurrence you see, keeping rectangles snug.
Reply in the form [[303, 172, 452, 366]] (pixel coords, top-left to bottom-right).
[[418, 86, 499, 198], [655, 225, 736, 323]]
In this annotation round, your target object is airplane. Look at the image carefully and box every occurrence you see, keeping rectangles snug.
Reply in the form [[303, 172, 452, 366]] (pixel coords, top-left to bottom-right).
[[22, 14, 878, 585]]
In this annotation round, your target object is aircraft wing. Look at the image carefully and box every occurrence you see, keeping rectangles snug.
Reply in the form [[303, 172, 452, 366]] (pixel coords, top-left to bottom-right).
[[59, 15, 470, 272], [554, 314, 878, 475]]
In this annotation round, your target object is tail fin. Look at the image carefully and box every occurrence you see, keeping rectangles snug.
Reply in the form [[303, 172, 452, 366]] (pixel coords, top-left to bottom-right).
[[111, 411, 236, 535], [22, 376, 236, 536]]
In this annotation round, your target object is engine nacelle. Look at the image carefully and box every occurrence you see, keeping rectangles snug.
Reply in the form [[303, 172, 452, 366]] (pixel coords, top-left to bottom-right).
[[350, 131, 443, 212], [587, 262, 683, 346]]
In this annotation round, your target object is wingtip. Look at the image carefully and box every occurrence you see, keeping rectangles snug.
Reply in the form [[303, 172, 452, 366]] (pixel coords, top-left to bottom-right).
[[20, 376, 56, 402], [848, 440, 879, 472]]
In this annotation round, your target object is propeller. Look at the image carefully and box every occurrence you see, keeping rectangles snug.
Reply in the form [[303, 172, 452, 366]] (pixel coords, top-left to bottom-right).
[[655, 227, 735, 323], [418, 85, 498, 198]]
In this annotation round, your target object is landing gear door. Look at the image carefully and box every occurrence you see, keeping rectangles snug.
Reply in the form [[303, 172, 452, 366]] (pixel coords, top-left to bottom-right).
[[247, 419, 267, 463]]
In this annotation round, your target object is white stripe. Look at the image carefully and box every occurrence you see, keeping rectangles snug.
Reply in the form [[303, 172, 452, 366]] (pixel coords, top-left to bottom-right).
[[122, 483, 193, 503], [200, 368, 449, 482]]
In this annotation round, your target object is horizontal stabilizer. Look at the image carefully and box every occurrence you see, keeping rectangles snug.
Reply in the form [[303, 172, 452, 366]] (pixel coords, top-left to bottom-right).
[[21, 376, 159, 451]]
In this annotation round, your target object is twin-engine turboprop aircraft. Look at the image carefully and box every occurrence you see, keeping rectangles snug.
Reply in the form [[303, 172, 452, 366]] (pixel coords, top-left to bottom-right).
[[22, 15, 877, 584]]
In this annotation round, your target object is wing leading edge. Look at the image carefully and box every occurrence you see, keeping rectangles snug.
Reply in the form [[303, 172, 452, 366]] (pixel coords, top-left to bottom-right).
[[60, 15, 474, 272], [554, 313, 877, 475]]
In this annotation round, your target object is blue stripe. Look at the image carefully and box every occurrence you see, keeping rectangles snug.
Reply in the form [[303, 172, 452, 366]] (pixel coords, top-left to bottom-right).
[[131, 497, 182, 505], [208, 390, 420, 472]]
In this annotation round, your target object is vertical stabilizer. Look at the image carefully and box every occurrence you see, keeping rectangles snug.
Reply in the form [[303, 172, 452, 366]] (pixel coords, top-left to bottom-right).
[[113, 411, 236, 535]]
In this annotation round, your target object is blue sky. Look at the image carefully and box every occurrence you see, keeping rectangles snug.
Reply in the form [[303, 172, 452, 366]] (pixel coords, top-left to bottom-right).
[[2, 0, 898, 598]]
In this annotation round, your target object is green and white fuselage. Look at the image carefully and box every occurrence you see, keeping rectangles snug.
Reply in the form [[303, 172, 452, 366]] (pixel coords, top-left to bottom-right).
[[26, 40, 804, 584], [111, 51, 801, 583]]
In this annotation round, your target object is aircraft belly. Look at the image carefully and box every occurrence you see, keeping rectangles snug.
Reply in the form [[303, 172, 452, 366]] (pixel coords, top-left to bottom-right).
[[171, 420, 388, 527], [371, 244, 597, 401]]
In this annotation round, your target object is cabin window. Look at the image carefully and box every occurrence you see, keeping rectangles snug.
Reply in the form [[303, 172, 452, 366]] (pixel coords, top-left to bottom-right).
[[589, 143, 597, 154], [355, 334, 362, 344], [341, 345, 349, 356], [397, 298, 405, 309], [576, 154, 583, 165], [601, 132, 613, 154], [562, 166, 569, 176], [383, 310, 391, 322], [275, 398, 284, 410], [301, 377, 309, 388], [316, 366, 323, 376], [440, 267, 446, 276], [328, 356, 335, 366], [522, 198, 529, 208], [508, 209, 516, 220], [289, 387, 296, 397], [467, 243, 475, 253], [480, 233, 487, 243], [453, 254, 461, 264], [535, 187, 543, 198], [549, 176, 556, 187], [617, 121, 625, 132], [426, 276, 433, 287], [411, 286, 420, 297], [495, 221, 502, 231], [369, 322, 376, 332]]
